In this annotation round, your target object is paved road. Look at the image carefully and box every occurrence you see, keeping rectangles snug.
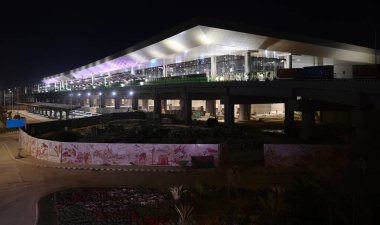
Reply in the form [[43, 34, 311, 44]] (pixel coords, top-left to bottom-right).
[[0, 131, 295, 225]]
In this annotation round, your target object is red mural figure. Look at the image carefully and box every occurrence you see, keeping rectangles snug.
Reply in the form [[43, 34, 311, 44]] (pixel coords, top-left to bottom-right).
[[173, 145, 186, 162], [138, 153, 146, 164], [158, 155, 168, 165]]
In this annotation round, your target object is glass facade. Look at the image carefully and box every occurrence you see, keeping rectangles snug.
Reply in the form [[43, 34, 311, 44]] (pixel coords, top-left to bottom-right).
[[40, 53, 287, 92], [167, 58, 211, 77], [216, 55, 245, 81], [248, 57, 285, 81]]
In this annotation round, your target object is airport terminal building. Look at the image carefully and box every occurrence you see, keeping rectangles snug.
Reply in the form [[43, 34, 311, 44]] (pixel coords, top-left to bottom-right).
[[26, 18, 380, 134]]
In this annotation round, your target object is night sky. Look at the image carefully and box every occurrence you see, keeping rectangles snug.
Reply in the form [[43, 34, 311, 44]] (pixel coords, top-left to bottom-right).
[[0, 0, 379, 88]]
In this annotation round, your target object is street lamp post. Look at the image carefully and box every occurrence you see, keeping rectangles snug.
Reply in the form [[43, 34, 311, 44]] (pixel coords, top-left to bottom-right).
[[9, 90, 12, 110]]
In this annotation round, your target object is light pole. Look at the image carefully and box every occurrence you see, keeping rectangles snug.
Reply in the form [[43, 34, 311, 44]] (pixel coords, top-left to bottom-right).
[[11, 90, 13, 114]]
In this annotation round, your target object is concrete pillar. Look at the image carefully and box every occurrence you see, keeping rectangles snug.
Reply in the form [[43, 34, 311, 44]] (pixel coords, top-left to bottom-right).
[[206, 100, 216, 116], [65, 110, 69, 120], [351, 109, 380, 131], [285, 55, 292, 69], [49, 109, 52, 117], [162, 59, 167, 77], [115, 96, 121, 109], [300, 111, 315, 140], [131, 66, 135, 75], [211, 56, 217, 81], [239, 104, 250, 121], [162, 100, 167, 113], [74, 97, 79, 106], [59, 110, 63, 120], [88, 98, 92, 107], [141, 99, 149, 111], [132, 98, 139, 110], [100, 95, 106, 108], [181, 93, 192, 124], [244, 51, 251, 76], [83, 98, 87, 107], [53, 110, 57, 118], [154, 93, 161, 116], [314, 57, 324, 66], [222, 96, 234, 127], [284, 101, 296, 136]]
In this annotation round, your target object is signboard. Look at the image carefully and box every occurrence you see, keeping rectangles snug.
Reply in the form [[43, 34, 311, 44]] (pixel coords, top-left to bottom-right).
[[6, 119, 25, 128]]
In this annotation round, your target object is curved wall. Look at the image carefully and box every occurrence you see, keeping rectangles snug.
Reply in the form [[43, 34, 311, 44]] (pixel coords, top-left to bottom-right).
[[19, 129, 219, 166]]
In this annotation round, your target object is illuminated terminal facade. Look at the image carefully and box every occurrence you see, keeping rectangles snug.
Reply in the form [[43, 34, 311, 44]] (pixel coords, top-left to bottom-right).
[[29, 18, 378, 132]]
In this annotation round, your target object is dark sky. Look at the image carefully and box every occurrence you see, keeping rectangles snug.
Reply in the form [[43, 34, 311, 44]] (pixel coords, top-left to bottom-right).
[[1, 0, 379, 88]]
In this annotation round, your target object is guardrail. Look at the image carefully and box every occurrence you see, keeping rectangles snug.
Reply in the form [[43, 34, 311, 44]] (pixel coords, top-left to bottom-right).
[[25, 111, 146, 135], [33, 77, 380, 94]]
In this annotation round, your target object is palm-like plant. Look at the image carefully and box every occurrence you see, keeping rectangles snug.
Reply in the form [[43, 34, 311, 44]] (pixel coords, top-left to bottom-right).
[[174, 203, 194, 225], [169, 185, 187, 201]]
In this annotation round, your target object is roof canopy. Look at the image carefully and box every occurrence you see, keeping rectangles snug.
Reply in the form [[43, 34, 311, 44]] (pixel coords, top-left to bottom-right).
[[42, 18, 375, 84], [18, 102, 80, 111]]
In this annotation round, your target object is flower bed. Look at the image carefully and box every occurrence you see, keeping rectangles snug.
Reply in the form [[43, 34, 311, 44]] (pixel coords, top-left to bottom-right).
[[48, 187, 176, 225]]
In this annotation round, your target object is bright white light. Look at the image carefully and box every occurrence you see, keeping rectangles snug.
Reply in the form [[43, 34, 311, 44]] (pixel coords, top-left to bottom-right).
[[163, 39, 186, 52], [139, 81, 144, 85], [98, 92, 102, 96], [129, 91, 134, 96], [78, 93, 81, 96], [198, 33, 211, 45], [112, 91, 116, 96], [87, 92, 91, 96], [47, 84, 51, 88], [121, 83, 125, 87]]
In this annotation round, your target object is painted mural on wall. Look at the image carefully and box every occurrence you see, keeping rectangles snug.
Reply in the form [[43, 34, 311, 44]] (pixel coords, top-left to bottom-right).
[[36, 139, 51, 160], [19, 129, 219, 166], [47, 140, 62, 163], [19, 130, 61, 162], [264, 144, 341, 167]]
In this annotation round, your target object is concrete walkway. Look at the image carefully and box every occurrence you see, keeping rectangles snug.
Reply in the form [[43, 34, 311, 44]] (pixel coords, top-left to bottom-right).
[[17, 110, 55, 124], [0, 131, 296, 225]]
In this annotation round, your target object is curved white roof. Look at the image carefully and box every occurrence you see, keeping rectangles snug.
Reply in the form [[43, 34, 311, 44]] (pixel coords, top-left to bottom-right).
[[42, 18, 375, 84]]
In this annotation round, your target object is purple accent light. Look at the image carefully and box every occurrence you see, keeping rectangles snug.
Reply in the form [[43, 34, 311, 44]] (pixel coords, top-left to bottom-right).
[[70, 56, 140, 79]]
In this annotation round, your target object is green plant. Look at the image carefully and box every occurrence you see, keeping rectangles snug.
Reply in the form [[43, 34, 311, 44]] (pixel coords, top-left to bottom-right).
[[169, 185, 187, 201], [257, 185, 288, 225], [174, 204, 194, 225]]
